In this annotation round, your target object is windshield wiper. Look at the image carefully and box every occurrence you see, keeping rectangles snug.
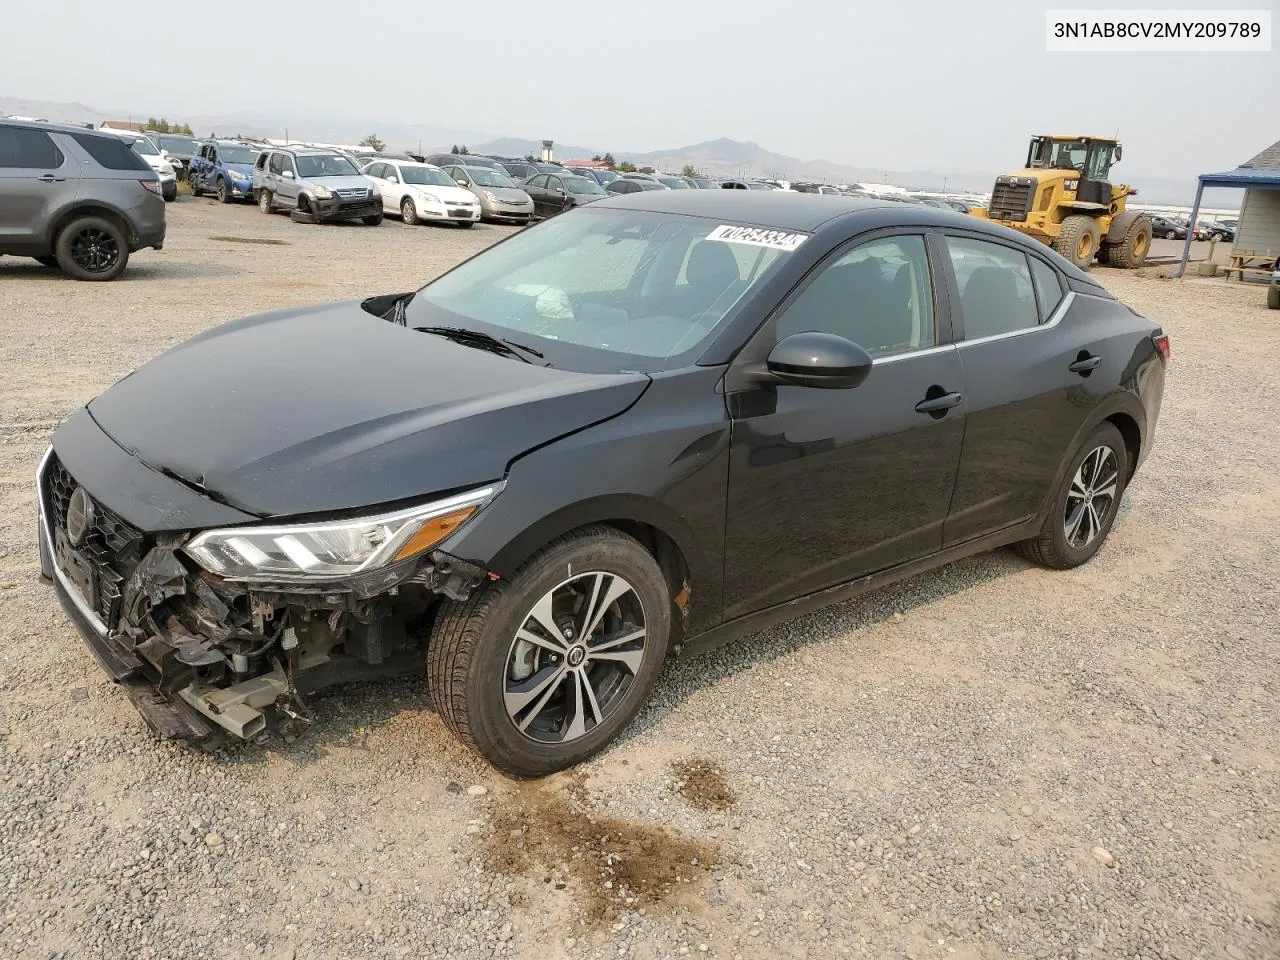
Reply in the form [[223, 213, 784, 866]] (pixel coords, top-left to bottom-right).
[[414, 325, 545, 362]]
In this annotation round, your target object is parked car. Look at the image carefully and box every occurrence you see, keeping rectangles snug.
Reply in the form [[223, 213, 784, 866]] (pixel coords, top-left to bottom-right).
[[1268, 259, 1280, 310], [501, 159, 571, 182], [563, 166, 619, 187], [442, 163, 535, 224], [620, 172, 661, 183], [720, 179, 773, 190], [354, 151, 421, 169], [36, 192, 1167, 775], [116, 133, 177, 201], [424, 153, 506, 173], [605, 178, 667, 195], [150, 133, 198, 181], [691, 178, 719, 189], [1194, 220, 1235, 242], [188, 140, 262, 204], [364, 160, 480, 227], [655, 175, 693, 190], [1150, 216, 1186, 240], [252, 147, 382, 224], [523, 172, 607, 218], [0, 118, 165, 281]]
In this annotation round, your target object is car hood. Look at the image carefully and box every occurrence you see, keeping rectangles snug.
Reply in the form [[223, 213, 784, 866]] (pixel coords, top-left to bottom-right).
[[482, 187, 531, 204], [411, 184, 478, 205], [223, 162, 255, 177], [86, 300, 650, 518]]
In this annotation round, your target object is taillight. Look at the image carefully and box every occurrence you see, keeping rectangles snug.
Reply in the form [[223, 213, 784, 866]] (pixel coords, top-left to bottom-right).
[[139, 179, 161, 195], [1152, 332, 1171, 360]]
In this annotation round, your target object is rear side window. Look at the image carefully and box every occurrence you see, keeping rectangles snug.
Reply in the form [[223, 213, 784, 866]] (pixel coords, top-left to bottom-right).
[[0, 127, 64, 168], [70, 134, 150, 171], [1030, 256, 1065, 318], [775, 235, 935, 357], [947, 237, 1039, 339]]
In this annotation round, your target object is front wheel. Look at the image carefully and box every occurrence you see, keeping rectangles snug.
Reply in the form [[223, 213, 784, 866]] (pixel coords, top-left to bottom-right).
[[1267, 285, 1280, 310], [258, 189, 273, 214], [362, 213, 384, 226], [1016, 422, 1128, 570], [1164, 230, 1176, 240], [215, 177, 231, 203], [457, 220, 474, 229], [427, 526, 671, 777], [401, 197, 418, 225], [1210, 232, 1224, 242], [189, 174, 203, 197], [1053, 215, 1101, 270]]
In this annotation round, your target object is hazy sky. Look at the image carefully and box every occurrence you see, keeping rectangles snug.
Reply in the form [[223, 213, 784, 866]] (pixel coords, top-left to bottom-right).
[[1, 0, 1275, 179]]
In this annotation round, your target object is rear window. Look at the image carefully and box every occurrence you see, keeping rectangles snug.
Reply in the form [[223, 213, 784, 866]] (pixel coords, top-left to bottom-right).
[[71, 134, 151, 172], [0, 127, 64, 168]]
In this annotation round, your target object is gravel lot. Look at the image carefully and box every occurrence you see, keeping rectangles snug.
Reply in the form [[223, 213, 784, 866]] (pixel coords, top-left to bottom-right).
[[1, 199, 1276, 960]]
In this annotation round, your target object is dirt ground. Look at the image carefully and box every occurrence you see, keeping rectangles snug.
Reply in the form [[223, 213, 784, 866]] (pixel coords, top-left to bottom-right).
[[0, 198, 1276, 960]]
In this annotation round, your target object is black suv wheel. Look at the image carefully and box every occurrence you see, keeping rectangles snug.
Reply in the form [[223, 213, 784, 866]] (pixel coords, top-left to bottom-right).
[[54, 216, 129, 282]]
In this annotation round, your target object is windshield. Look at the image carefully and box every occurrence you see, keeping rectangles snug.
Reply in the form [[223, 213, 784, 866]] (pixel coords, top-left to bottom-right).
[[659, 177, 691, 189], [638, 181, 666, 191], [158, 135, 197, 153], [565, 177, 605, 195], [218, 144, 260, 164], [296, 154, 359, 178], [407, 208, 799, 372], [746, 181, 772, 190], [129, 137, 159, 156], [469, 168, 518, 188], [402, 166, 456, 187]]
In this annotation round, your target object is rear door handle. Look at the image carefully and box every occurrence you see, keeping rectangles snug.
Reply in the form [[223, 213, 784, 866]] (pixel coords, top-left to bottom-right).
[[915, 391, 963, 414], [1069, 354, 1102, 374], [38, 174, 66, 183]]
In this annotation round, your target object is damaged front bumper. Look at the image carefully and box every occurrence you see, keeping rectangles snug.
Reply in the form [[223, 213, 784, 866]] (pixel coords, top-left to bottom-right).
[[37, 418, 493, 743]]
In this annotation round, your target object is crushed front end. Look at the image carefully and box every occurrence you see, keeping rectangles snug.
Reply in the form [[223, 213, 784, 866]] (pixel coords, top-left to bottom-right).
[[37, 439, 497, 743]]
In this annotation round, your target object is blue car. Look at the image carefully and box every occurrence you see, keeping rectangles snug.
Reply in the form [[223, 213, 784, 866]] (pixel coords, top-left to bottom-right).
[[189, 140, 263, 203]]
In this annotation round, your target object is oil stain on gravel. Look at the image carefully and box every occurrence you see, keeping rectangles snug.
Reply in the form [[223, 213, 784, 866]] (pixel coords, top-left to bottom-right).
[[480, 775, 718, 923], [209, 236, 289, 245], [669, 757, 737, 812]]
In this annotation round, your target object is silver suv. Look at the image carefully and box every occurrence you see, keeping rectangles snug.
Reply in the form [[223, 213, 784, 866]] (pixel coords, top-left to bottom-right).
[[252, 147, 382, 225], [0, 119, 166, 281]]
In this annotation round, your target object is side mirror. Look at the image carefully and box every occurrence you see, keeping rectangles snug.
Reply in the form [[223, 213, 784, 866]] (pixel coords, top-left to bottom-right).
[[282, 170, 294, 179], [1114, 144, 1123, 162], [762, 332, 873, 389], [456, 179, 467, 187], [387, 175, 398, 183]]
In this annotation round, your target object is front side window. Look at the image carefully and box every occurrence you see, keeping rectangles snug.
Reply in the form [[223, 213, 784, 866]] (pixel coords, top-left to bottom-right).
[[947, 236, 1038, 339], [565, 177, 605, 195], [528, 175, 548, 189], [774, 235, 935, 357], [295, 154, 359, 178], [406, 209, 798, 371], [0, 127, 63, 168]]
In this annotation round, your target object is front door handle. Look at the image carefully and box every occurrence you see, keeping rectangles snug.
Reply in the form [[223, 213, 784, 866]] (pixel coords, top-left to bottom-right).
[[915, 391, 963, 414], [38, 174, 66, 183], [1069, 353, 1102, 374]]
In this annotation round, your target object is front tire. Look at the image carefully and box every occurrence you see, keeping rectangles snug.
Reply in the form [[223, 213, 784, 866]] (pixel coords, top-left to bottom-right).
[[54, 216, 129, 281], [362, 213, 384, 226], [1054, 215, 1101, 270], [427, 526, 671, 777], [1268, 285, 1280, 310], [189, 175, 203, 197], [401, 198, 419, 225], [258, 189, 274, 214], [216, 177, 231, 203], [457, 220, 474, 229], [1016, 422, 1128, 570]]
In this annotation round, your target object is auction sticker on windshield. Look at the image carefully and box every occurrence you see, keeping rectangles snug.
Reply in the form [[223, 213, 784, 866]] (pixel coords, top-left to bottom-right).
[[706, 224, 808, 251]]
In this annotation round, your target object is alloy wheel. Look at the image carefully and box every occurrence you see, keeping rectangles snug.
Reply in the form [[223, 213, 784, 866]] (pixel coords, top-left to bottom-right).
[[217, 179, 227, 202], [504, 571, 648, 744], [68, 227, 120, 275], [1064, 445, 1119, 549]]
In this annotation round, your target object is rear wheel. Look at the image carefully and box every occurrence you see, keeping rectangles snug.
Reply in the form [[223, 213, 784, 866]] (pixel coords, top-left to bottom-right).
[[54, 216, 129, 282], [427, 526, 671, 777], [1054, 216, 1100, 270], [1016, 422, 1128, 569], [1164, 230, 1177, 240], [401, 197, 418, 225]]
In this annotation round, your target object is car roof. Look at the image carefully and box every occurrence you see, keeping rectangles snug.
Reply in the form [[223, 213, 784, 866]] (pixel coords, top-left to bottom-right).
[[0, 117, 107, 135]]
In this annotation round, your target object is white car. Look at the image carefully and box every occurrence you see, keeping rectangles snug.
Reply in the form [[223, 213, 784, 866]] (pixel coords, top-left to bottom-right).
[[107, 131, 178, 201], [363, 160, 481, 227]]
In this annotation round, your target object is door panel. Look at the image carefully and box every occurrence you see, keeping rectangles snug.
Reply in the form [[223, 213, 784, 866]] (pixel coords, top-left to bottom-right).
[[0, 127, 73, 247], [724, 349, 966, 619]]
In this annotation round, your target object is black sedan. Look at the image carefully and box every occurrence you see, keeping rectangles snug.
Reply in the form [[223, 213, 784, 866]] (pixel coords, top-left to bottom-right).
[[1150, 216, 1186, 240], [524, 172, 607, 218], [606, 178, 666, 195], [37, 192, 1167, 776]]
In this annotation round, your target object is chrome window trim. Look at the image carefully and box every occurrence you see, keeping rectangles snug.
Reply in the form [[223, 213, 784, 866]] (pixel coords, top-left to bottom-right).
[[35, 446, 109, 637], [956, 290, 1076, 349], [870, 343, 957, 366]]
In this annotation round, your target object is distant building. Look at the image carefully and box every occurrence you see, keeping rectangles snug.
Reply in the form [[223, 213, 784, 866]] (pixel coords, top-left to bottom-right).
[[563, 159, 611, 169], [100, 120, 146, 133], [540, 139, 554, 162]]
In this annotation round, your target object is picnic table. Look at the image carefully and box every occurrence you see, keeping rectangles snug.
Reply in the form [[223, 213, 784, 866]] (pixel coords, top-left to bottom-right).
[[1223, 250, 1278, 282]]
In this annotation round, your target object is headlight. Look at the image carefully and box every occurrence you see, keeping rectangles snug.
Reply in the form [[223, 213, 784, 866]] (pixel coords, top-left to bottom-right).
[[231, 170, 250, 181], [483, 190, 497, 202], [420, 191, 443, 206], [312, 185, 333, 199], [185, 485, 499, 582]]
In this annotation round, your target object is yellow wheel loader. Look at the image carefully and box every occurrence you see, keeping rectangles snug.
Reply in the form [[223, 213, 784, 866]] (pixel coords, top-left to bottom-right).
[[971, 136, 1152, 270]]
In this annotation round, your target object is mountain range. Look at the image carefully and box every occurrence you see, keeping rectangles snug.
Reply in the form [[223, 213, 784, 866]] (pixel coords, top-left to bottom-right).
[[1, 96, 1228, 206]]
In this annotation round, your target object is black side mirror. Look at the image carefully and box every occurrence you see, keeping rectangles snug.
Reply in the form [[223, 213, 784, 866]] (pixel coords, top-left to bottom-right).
[[762, 332, 873, 389]]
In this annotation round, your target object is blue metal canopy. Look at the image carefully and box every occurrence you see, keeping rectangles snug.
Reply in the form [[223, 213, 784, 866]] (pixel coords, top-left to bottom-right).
[[1174, 167, 1280, 277]]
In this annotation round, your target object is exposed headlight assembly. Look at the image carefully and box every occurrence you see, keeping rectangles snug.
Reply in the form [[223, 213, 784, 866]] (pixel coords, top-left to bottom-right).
[[185, 485, 500, 582], [312, 185, 333, 199]]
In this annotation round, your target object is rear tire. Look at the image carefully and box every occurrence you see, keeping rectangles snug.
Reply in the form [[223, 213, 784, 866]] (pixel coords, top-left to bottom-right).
[[1016, 422, 1128, 570], [54, 216, 129, 282], [1053, 216, 1100, 270], [427, 525, 671, 777]]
